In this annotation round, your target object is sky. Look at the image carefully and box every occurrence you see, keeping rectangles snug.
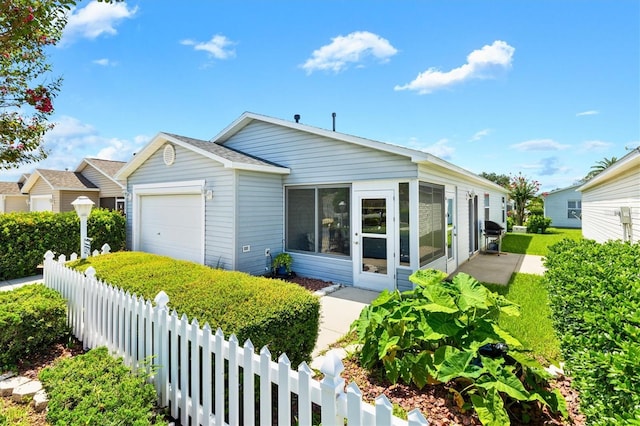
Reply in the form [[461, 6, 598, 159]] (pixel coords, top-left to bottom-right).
[[2, 0, 639, 192]]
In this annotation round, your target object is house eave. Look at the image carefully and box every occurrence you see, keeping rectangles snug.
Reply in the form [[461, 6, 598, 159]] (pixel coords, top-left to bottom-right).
[[578, 149, 640, 192]]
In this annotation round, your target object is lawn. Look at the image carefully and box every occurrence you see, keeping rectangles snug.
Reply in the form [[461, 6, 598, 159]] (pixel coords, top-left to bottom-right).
[[484, 273, 561, 365], [501, 227, 582, 256]]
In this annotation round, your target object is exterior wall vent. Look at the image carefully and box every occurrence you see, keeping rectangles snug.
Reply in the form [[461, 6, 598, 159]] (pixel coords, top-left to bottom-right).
[[163, 144, 175, 166]]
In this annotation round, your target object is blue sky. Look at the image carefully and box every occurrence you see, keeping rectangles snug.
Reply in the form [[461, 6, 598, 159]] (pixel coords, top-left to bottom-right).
[[2, 0, 639, 192]]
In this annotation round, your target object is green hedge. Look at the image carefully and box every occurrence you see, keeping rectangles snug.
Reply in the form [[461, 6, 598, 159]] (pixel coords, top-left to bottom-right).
[[544, 239, 640, 425], [40, 347, 166, 426], [0, 209, 126, 280], [0, 284, 69, 369], [68, 252, 320, 366]]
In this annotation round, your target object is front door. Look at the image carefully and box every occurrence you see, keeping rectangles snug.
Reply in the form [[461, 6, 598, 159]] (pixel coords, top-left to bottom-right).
[[446, 190, 457, 273], [353, 189, 395, 292]]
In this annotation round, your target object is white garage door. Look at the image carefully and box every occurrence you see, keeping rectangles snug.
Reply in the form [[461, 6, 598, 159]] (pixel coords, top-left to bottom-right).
[[30, 196, 52, 212], [138, 193, 203, 263]]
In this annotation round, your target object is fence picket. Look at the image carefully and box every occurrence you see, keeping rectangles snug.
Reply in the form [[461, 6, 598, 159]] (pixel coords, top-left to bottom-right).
[[42, 251, 427, 426]]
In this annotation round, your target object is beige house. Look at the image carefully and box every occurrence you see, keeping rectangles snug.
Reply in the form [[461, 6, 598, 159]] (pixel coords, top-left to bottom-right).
[[0, 180, 28, 213], [75, 158, 126, 211], [20, 169, 100, 213]]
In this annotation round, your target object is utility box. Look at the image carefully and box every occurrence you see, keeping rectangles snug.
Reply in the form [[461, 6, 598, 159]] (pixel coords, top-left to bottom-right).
[[620, 207, 632, 224]]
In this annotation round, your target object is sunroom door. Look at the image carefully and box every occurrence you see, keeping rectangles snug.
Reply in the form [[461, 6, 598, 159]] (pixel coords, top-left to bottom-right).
[[353, 190, 395, 292], [446, 190, 458, 273]]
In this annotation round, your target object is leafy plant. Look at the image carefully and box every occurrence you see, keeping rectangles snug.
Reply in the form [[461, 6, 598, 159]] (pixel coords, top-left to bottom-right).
[[545, 239, 640, 425], [272, 252, 293, 273], [351, 269, 567, 425], [525, 215, 552, 234]]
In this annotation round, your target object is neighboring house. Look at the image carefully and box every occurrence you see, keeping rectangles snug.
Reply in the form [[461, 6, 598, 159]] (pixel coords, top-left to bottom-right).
[[20, 169, 100, 212], [116, 112, 509, 292], [75, 158, 126, 211], [578, 148, 640, 243], [543, 185, 582, 228], [0, 180, 28, 213]]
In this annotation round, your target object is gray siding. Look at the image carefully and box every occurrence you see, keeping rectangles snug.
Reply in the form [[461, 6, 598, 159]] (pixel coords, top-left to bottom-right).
[[223, 121, 417, 184], [236, 171, 284, 275], [582, 170, 640, 243], [80, 165, 124, 198], [544, 187, 582, 228], [126, 144, 236, 270], [291, 253, 353, 285]]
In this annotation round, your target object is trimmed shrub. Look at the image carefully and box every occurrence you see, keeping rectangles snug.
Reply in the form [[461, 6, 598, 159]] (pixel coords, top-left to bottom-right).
[[68, 252, 320, 366], [0, 209, 125, 280], [545, 239, 640, 425], [526, 215, 551, 233], [506, 215, 514, 232], [0, 284, 69, 369], [39, 347, 166, 426]]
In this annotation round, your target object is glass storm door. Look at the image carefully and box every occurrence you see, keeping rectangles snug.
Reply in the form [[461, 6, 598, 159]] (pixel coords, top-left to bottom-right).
[[353, 190, 395, 292], [446, 190, 457, 273]]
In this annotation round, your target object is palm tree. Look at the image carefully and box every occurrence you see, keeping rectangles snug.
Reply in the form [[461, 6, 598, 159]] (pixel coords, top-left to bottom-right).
[[585, 156, 618, 180]]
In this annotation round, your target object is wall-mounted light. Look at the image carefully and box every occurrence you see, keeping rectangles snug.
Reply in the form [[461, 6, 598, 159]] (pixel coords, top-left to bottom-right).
[[205, 189, 213, 200], [123, 191, 132, 201], [467, 189, 477, 200]]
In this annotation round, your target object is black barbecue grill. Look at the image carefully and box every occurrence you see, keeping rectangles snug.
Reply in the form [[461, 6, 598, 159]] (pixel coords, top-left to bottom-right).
[[483, 220, 505, 255]]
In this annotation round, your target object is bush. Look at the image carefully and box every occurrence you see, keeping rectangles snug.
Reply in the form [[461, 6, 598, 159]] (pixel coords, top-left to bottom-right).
[[506, 215, 514, 232], [39, 347, 166, 426], [0, 209, 126, 280], [68, 252, 320, 366], [545, 239, 640, 425], [0, 284, 69, 369], [526, 215, 551, 233], [351, 269, 567, 425]]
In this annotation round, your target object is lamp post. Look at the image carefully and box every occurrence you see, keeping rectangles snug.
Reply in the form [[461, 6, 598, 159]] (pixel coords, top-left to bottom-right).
[[71, 196, 95, 259]]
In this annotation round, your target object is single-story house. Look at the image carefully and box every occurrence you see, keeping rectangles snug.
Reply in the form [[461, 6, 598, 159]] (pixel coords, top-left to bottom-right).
[[578, 148, 640, 243], [116, 112, 509, 292], [542, 185, 582, 228], [0, 179, 29, 213], [20, 169, 100, 212], [75, 158, 126, 211]]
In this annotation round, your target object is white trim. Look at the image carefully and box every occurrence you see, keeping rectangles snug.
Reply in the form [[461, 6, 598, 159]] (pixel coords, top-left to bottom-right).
[[132, 180, 205, 264]]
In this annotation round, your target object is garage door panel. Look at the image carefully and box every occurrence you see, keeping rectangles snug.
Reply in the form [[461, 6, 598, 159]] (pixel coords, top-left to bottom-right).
[[138, 193, 203, 263]]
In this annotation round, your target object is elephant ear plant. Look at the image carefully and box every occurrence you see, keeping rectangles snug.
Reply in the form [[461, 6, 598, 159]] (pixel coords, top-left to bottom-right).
[[351, 269, 567, 425]]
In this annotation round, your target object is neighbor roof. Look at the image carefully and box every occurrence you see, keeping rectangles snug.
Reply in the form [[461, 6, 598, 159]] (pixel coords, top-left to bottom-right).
[[75, 158, 126, 188], [21, 169, 99, 193], [116, 132, 291, 179], [0, 182, 25, 195]]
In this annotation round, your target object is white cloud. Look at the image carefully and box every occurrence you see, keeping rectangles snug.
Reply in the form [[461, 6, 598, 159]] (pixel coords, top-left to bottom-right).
[[511, 139, 570, 151], [470, 128, 492, 142], [181, 35, 237, 60], [93, 58, 116, 66], [581, 140, 611, 151], [394, 40, 515, 94], [420, 138, 455, 160], [301, 31, 398, 74], [576, 110, 599, 116], [63, 1, 137, 44]]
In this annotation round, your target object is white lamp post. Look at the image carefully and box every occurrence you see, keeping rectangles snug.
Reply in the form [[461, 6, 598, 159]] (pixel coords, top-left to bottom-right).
[[71, 196, 95, 259]]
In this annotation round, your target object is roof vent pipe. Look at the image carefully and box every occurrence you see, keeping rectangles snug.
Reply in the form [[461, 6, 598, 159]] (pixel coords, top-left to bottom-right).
[[332, 112, 336, 131], [294, 114, 300, 123]]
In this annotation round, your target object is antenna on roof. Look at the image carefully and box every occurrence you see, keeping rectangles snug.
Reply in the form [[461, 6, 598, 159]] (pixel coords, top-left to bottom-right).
[[332, 112, 336, 131], [294, 114, 300, 123]]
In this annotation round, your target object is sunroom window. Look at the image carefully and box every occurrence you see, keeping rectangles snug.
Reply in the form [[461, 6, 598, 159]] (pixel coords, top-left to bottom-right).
[[419, 182, 445, 266], [286, 186, 350, 256]]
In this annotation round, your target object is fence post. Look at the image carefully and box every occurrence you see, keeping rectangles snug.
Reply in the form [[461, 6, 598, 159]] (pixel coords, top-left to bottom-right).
[[43, 251, 55, 287], [407, 408, 429, 426], [101, 243, 111, 254], [320, 350, 346, 425], [83, 267, 96, 350], [153, 291, 170, 406]]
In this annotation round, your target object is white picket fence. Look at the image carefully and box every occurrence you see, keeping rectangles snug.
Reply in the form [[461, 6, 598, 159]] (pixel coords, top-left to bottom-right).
[[42, 250, 430, 426]]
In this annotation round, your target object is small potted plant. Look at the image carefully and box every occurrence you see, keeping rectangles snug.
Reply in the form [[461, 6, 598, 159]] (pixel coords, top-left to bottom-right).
[[272, 252, 293, 276]]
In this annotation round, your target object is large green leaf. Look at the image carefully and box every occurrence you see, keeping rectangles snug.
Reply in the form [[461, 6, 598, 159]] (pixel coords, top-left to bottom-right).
[[470, 389, 510, 426], [476, 358, 530, 401], [453, 273, 489, 311], [425, 312, 464, 338], [416, 284, 459, 314], [409, 269, 448, 287], [435, 348, 481, 382]]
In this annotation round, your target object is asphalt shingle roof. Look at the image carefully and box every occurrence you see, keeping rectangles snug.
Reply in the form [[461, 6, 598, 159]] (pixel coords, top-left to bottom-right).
[[84, 158, 126, 178], [37, 169, 98, 189], [0, 182, 23, 194]]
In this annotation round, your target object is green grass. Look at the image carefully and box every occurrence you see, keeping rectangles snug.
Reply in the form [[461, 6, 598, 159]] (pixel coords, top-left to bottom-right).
[[484, 273, 561, 364], [501, 227, 582, 256], [0, 398, 32, 426]]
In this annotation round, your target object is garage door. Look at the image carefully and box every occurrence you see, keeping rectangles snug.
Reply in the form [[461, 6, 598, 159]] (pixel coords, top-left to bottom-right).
[[138, 193, 203, 263], [30, 197, 52, 212]]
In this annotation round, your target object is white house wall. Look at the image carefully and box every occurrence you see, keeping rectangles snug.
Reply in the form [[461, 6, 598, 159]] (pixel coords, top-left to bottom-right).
[[582, 171, 640, 243], [544, 187, 582, 228], [126, 144, 236, 270]]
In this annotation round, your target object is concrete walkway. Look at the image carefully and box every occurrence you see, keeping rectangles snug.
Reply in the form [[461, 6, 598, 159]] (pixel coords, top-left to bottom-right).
[[451, 253, 545, 285], [0, 274, 43, 291]]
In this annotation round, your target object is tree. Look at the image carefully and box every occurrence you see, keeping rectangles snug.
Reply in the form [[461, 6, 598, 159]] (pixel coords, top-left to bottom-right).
[[0, 0, 117, 170], [509, 173, 540, 226], [584, 156, 618, 181], [479, 172, 510, 188]]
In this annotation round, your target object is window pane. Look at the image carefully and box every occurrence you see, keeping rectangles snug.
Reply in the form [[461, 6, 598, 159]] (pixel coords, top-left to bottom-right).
[[362, 237, 387, 274], [286, 188, 315, 252], [318, 188, 350, 256], [399, 183, 410, 265], [419, 182, 445, 266], [362, 198, 386, 234]]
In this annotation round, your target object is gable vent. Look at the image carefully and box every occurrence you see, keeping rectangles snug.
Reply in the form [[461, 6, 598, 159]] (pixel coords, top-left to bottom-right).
[[163, 144, 175, 166]]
